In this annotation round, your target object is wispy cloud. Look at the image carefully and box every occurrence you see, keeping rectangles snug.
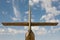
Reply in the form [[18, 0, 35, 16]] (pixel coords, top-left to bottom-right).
[[12, 0, 21, 21], [8, 28, 26, 34], [37, 27, 60, 35], [0, 28, 26, 35], [48, 27, 60, 33], [52, 28, 60, 33], [37, 27, 47, 35], [40, 0, 60, 26], [40, 0, 60, 21], [25, 11, 29, 14], [24, 18, 27, 22], [32, 26, 39, 30], [2, 11, 7, 15], [24, 26, 39, 31], [29, 0, 40, 6], [6, 0, 10, 3], [0, 28, 5, 32], [0, 26, 59, 35]]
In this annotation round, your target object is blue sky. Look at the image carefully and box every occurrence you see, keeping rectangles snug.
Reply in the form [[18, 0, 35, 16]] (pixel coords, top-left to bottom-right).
[[0, 0, 60, 40]]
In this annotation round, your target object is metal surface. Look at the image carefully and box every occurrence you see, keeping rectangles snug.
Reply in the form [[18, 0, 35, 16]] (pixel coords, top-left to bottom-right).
[[25, 30, 35, 40], [2, 22, 58, 26], [28, 4, 31, 30]]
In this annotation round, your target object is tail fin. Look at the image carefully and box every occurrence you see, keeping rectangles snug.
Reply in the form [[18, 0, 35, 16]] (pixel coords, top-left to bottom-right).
[[28, 1, 31, 30]]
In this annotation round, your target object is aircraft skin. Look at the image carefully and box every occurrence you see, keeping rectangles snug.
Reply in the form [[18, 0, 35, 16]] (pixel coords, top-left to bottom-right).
[[25, 30, 35, 40]]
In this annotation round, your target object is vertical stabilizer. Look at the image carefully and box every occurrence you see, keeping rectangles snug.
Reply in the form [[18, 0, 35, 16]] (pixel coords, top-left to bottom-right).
[[28, 2, 31, 30]]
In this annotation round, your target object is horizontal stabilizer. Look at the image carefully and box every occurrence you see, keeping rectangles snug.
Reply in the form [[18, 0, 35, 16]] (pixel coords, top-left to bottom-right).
[[2, 22, 58, 26]]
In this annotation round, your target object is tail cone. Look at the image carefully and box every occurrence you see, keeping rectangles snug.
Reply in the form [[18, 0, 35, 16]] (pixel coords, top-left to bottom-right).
[[25, 30, 35, 40]]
